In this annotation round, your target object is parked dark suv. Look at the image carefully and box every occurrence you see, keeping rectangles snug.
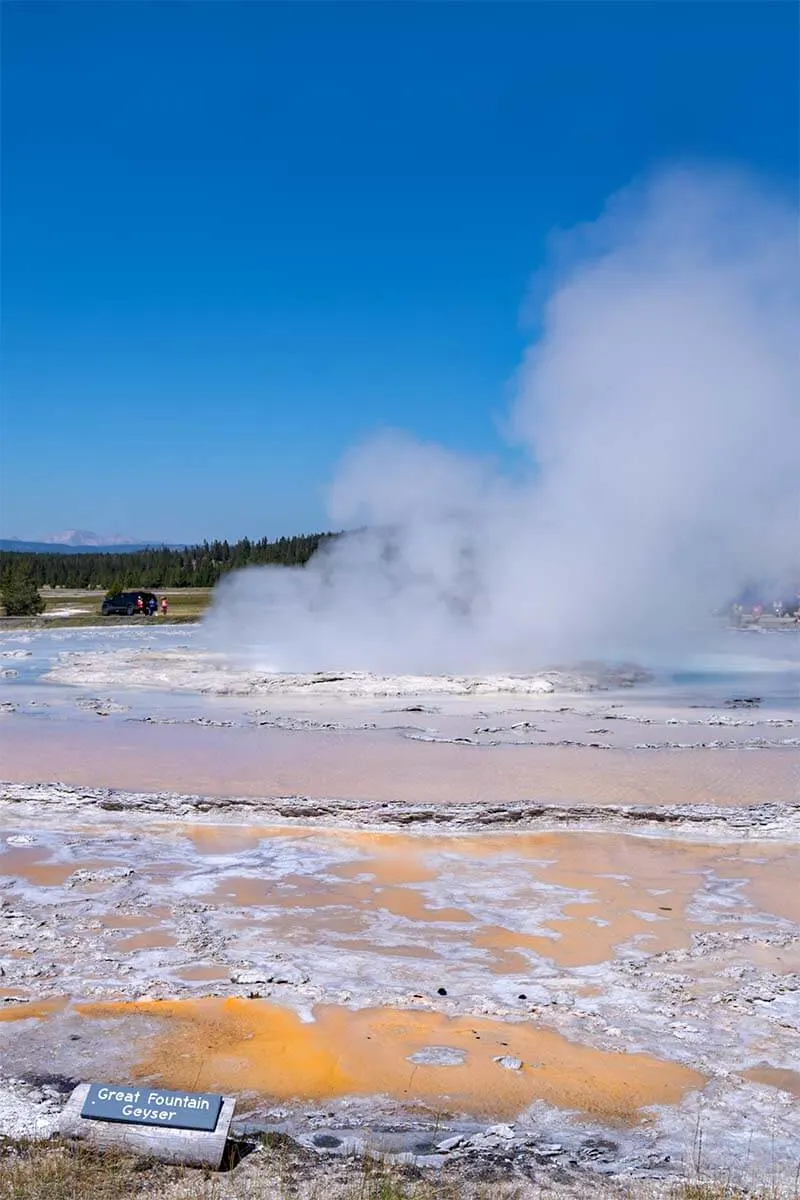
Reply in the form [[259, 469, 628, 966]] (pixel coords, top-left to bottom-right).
[[101, 591, 157, 616]]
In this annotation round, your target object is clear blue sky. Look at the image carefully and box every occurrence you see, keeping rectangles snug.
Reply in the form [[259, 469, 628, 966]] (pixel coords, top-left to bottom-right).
[[2, 1, 797, 544]]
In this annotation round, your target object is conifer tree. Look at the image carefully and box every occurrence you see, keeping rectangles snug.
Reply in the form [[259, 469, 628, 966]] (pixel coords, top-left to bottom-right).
[[0, 561, 45, 616]]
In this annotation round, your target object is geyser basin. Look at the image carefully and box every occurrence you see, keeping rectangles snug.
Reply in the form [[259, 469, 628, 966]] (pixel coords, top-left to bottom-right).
[[1, 823, 797, 1123], [74, 996, 706, 1122], [2, 716, 799, 807]]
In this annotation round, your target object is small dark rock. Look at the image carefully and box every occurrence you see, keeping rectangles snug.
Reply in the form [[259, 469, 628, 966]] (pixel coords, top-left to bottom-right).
[[437, 986, 447, 996], [25, 1073, 77, 1094], [580, 1136, 619, 1161]]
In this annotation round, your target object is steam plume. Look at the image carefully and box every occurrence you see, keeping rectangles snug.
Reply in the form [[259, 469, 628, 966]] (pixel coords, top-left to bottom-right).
[[206, 168, 799, 673]]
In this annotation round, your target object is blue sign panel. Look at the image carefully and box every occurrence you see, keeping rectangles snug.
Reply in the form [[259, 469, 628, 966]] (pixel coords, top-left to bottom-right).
[[81, 1083, 223, 1132]]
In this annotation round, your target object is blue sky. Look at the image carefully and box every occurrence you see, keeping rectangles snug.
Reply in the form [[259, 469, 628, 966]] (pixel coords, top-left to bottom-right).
[[2, 1, 797, 544]]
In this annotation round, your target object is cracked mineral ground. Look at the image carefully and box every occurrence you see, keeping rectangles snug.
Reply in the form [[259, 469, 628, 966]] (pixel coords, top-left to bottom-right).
[[0, 623, 798, 1191]]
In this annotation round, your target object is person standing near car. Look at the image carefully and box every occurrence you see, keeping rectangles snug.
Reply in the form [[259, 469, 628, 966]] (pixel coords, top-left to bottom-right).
[[148, 595, 157, 616], [136, 594, 144, 616], [161, 596, 168, 617]]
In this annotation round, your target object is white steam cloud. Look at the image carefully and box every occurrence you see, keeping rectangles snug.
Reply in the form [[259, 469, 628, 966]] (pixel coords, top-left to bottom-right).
[[207, 168, 799, 673]]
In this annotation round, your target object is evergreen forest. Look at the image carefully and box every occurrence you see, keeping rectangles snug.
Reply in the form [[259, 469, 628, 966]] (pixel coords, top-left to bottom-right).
[[0, 532, 337, 591]]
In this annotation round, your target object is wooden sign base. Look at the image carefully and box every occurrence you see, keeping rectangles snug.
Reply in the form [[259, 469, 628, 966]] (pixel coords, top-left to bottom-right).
[[60, 1083, 236, 1169]]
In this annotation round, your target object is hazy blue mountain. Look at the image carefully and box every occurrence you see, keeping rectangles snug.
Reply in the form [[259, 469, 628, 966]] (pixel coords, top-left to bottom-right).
[[0, 537, 181, 554], [39, 529, 142, 547]]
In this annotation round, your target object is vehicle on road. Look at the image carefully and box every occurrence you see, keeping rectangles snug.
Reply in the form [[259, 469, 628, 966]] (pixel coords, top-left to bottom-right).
[[101, 590, 158, 616]]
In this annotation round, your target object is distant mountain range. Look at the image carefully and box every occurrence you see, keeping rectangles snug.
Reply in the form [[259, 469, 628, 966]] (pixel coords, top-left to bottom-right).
[[1, 531, 181, 554], [38, 529, 142, 547]]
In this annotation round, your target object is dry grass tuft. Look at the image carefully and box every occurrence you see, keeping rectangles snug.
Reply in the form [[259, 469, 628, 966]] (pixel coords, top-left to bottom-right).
[[0, 1138, 797, 1200], [0, 1138, 170, 1200]]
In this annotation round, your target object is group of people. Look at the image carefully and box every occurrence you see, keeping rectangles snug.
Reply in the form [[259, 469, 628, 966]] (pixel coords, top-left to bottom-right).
[[135, 594, 169, 617], [730, 596, 800, 625]]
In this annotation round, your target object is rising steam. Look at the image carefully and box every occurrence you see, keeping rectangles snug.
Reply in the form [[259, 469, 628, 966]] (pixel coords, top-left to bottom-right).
[[206, 168, 799, 673]]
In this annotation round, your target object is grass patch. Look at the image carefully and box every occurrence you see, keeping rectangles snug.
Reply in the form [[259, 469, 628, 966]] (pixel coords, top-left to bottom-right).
[[0, 1140, 516, 1200], [1, 1138, 796, 1200], [0, 588, 213, 630], [0, 1139, 176, 1200]]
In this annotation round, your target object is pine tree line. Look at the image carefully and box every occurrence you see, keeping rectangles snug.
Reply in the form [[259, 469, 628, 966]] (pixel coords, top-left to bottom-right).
[[0, 532, 338, 591]]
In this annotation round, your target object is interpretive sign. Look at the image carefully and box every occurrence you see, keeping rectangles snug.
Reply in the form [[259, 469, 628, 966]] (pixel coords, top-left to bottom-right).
[[61, 1082, 236, 1169], [81, 1083, 223, 1132]]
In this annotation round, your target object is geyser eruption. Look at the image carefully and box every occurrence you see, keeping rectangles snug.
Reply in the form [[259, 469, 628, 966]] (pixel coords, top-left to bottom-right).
[[207, 168, 799, 673]]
